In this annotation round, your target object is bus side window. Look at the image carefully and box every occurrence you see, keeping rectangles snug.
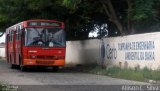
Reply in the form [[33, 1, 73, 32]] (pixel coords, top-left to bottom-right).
[[11, 30, 12, 41], [19, 26, 21, 40], [7, 34, 9, 42], [21, 29, 25, 45], [6, 34, 8, 42], [19, 26, 22, 40], [9, 30, 11, 42], [11, 30, 14, 42], [16, 26, 20, 40], [16, 27, 18, 40]]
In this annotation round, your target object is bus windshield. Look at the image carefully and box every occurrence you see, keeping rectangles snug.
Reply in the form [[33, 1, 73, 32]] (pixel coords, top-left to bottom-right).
[[25, 28, 66, 47]]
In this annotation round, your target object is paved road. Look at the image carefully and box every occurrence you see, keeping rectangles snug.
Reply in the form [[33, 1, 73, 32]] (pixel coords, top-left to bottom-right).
[[0, 60, 149, 91]]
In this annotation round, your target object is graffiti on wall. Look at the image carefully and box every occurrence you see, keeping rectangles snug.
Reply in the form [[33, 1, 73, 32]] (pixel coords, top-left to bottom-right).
[[118, 41, 155, 61], [105, 44, 117, 60], [101, 40, 155, 61]]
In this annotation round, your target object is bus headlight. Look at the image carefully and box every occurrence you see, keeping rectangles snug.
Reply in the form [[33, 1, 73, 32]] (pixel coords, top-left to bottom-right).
[[28, 50, 37, 53], [58, 51, 62, 54]]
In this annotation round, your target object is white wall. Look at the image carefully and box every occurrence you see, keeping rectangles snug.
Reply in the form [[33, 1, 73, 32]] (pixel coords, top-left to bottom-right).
[[66, 40, 100, 66], [0, 47, 5, 58], [66, 32, 160, 70]]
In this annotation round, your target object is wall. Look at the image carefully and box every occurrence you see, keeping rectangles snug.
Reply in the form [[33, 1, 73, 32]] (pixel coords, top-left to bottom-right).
[[66, 32, 160, 70], [0, 47, 5, 58], [66, 39, 100, 66]]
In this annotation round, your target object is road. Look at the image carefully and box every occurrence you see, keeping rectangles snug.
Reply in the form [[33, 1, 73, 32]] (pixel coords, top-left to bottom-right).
[[0, 60, 149, 91]]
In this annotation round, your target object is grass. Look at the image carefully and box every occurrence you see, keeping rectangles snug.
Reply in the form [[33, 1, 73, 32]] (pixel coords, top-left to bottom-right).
[[78, 64, 160, 82], [0, 82, 14, 91], [0, 83, 5, 91]]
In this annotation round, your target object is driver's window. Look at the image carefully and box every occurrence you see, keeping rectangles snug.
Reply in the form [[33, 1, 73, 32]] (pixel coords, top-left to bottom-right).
[[26, 28, 44, 46]]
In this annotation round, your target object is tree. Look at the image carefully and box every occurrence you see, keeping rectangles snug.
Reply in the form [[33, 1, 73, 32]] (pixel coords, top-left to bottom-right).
[[0, 0, 159, 39], [0, 0, 68, 36], [62, 0, 160, 36]]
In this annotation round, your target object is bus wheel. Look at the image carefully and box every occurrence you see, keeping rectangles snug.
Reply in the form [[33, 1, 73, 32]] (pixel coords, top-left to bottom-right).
[[9, 55, 15, 69], [20, 66, 26, 72], [10, 64, 16, 69]]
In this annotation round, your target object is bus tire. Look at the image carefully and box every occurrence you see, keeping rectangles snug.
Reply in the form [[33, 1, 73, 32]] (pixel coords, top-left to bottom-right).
[[9, 55, 15, 69], [10, 64, 16, 69], [20, 66, 26, 72], [19, 55, 22, 66]]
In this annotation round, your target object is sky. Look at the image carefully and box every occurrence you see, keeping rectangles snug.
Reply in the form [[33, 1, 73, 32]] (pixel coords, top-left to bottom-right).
[[0, 33, 5, 43], [89, 30, 98, 38]]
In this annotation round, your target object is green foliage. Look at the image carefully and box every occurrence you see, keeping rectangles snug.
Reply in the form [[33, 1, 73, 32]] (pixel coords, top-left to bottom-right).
[[0, 0, 68, 35], [0, 0, 159, 39], [63, 0, 81, 11], [62, 0, 160, 38], [133, 0, 155, 20], [0, 83, 17, 91], [89, 66, 160, 81]]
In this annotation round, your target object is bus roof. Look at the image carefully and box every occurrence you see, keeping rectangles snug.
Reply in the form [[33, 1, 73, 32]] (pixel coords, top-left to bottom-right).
[[6, 19, 64, 34]]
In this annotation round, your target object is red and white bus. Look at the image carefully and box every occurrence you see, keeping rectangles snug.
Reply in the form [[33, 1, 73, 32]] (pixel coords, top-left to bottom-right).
[[5, 20, 66, 71]]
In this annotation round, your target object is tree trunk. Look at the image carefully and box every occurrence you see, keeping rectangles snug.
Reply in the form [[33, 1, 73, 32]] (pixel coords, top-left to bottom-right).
[[100, 0, 125, 35], [127, 0, 135, 34], [113, 20, 125, 35]]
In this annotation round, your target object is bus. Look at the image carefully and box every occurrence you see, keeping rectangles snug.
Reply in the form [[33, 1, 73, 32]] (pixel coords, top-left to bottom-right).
[[5, 20, 66, 71]]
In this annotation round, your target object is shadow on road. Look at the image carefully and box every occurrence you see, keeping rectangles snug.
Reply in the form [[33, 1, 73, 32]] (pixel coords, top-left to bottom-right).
[[0, 59, 85, 73]]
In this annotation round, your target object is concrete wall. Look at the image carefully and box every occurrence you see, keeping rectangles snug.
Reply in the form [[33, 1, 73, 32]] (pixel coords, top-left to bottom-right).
[[66, 32, 160, 70], [66, 39, 100, 66], [0, 47, 5, 58]]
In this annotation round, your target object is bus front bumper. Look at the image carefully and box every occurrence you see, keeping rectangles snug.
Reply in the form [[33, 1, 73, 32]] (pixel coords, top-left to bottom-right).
[[23, 59, 65, 66]]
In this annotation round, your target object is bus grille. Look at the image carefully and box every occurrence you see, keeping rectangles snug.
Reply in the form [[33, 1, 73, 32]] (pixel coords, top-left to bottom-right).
[[36, 60, 54, 65], [37, 55, 56, 60]]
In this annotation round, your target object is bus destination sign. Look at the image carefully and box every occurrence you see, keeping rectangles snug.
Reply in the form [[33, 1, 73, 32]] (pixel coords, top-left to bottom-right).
[[28, 22, 61, 27]]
